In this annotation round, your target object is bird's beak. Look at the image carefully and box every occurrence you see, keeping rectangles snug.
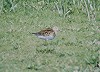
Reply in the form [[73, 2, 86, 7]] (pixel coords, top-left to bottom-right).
[[59, 29, 62, 32]]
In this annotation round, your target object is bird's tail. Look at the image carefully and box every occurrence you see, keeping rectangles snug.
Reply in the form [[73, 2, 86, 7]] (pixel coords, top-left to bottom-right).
[[32, 33, 37, 35]]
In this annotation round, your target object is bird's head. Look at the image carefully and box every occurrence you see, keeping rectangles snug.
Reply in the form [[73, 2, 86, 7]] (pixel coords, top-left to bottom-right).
[[52, 26, 59, 34]]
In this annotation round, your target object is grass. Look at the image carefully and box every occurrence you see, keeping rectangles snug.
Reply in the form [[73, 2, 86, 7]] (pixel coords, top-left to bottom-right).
[[0, 4, 100, 72]]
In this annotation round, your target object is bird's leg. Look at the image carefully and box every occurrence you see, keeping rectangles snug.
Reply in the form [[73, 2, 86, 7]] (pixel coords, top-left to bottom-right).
[[43, 40, 48, 46], [45, 40, 48, 46]]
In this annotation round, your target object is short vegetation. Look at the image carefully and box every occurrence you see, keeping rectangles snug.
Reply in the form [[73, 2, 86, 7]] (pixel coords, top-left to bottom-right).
[[0, 0, 100, 72]]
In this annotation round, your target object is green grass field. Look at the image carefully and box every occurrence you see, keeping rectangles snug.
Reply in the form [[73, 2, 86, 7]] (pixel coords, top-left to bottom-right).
[[0, 1, 100, 72]]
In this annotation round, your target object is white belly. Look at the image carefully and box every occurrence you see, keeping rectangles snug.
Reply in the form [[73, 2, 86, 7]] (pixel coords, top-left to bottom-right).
[[38, 35, 54, 40]]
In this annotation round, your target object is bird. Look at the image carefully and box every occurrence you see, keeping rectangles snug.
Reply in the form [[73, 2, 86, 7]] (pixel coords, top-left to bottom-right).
[[32, 26, 59, 41]]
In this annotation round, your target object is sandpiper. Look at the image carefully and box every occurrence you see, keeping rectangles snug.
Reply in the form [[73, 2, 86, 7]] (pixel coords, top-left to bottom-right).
[[32, 26, 59, 41]]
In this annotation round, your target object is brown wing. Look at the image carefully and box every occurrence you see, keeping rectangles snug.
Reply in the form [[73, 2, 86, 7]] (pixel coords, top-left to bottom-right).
[[38, 28, 55, 36]]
